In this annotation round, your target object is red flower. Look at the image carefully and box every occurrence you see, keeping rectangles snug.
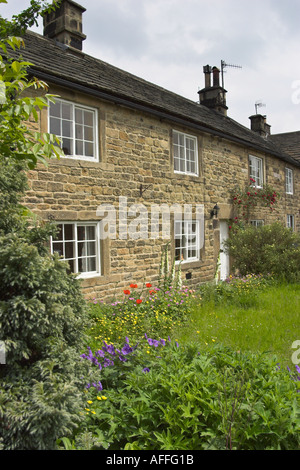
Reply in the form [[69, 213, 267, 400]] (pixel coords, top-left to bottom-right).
[[130, 283, 138, 288], [136, 299, 142, 304], [123, 290, 130, 295], [146, 283, 152, 288], [149, 289, 156, 295]]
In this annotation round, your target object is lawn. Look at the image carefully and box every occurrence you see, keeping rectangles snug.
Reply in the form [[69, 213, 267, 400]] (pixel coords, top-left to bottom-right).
[[58, 276, 300, 450], [177, 281, 300, 368]]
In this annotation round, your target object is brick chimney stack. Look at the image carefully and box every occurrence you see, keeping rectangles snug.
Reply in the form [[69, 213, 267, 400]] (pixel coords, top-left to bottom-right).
[[198, 65, 228, 116], [249, 114, 271, 137], [43, 0, 86, 51]]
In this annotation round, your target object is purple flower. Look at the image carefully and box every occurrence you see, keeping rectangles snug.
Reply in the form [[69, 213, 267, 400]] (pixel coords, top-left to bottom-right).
[[121, 343, 133, 355], [95, 349, 105, 358], [106, 344, 115, 355], [143, 367, 150, 373], [92, 381, 103, 391]]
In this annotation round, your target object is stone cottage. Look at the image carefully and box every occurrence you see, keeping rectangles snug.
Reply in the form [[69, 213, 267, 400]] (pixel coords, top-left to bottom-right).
[[11, 0, 300, 300]]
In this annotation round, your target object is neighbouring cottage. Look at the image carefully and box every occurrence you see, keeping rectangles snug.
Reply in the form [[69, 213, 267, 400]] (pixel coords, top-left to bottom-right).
[[10, 0, 300, 301]]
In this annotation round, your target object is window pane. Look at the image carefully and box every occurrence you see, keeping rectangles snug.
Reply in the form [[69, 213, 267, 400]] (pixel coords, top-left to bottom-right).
[[75, 108, 83, 124], [75, 124, 83, 140], [77, 242, 86, 258], [77, 226, 86, 241], [78, 258, 87, 273], [85, 142, 94, 157], [84, 126, 94, 141], [75, 140, 83, 155], [87, 257, 96, 272], [86, 226, 96, 240], [86, 241, 96, 256], [53, 224, 63, 241], [78, 257, 96, 273], [62, 103, 72, 120], [64, 224, 74, 240], [50, 101, 61, 118], [52, 242, 63, 256], [84, 110, 94, 127], [67, 259, 75, 274], [65, 242, 74, 259], [50, 117, 61, 136], [62, 120, 72, 138], [62, 138, 72, 155]]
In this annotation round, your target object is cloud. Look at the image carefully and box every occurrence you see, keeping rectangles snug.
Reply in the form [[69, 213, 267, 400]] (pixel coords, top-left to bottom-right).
[[1, 0, 300, 133]]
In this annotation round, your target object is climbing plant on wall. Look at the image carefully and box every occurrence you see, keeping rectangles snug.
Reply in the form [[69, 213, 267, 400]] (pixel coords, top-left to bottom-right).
[[228, 178, 280, 229]]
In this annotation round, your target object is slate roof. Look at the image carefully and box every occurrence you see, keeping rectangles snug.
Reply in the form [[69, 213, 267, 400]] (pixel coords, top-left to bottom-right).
[[11, 30, 300, 168], [268, 132, 300, 164]]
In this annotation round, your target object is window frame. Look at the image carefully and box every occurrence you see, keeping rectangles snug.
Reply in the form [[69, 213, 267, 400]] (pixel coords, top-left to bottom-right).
[[50, 221, 101, 279], [249, 155, 264, 188], [174, 219, 200, 264], [48, 97, 99, 162], [250, 219, 264, 228], [287, 214, 295, 231], [173, 130, 199, 176], [285, 168, 294, 195]]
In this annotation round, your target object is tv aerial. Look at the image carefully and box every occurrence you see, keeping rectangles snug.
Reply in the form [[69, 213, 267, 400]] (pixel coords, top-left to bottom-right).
[[221, 60, 242, 89], [255, 100, 266, 114]]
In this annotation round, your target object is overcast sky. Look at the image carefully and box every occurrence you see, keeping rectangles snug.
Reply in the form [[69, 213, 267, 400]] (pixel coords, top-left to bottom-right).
[[2, 0, 300, 134]]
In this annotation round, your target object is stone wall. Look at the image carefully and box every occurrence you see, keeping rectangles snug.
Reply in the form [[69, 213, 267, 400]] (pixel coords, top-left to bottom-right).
[[23, 85, 300, 301]]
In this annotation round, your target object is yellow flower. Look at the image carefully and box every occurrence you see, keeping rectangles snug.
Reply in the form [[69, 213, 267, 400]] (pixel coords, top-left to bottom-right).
[[87, 400, 93, 404], [101, 396, 107, 400]]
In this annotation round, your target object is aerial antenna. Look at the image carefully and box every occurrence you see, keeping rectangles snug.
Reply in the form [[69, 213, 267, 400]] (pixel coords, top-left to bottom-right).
[[255, 100, 266, 114], [221, 59, 242, 89]]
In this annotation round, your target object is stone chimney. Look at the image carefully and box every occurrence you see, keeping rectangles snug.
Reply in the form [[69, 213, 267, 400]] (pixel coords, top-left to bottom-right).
[[198, 65, 228, 116], [43, 0, 86, 51], [249, 114, 271, 137]]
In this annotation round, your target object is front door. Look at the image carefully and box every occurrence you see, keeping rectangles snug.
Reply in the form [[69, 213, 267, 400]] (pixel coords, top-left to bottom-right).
[[219, 221, 230, 281]]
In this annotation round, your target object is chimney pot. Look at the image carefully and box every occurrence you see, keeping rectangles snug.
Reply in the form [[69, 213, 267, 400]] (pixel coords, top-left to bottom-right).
[[203, 65, 212, 88], [212, 67, 220, 87]]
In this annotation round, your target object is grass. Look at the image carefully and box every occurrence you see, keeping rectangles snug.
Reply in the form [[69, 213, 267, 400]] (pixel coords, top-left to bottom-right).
[[62, 277, 300, 450], [175, 281, 300, 368], [85, 276, 299, 368]]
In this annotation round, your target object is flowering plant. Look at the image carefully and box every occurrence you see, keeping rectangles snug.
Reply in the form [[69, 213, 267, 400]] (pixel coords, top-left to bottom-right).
[[229, 178, 280, 228]]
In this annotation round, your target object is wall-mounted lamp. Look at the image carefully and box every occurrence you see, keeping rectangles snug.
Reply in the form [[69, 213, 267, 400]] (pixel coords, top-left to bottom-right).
[[210, 203, 220, 219]]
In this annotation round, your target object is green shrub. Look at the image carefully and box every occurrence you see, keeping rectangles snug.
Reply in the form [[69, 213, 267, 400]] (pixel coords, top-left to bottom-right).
[[70, 339, 300, 450], [0, 157, 93, 450], [223, 222, 300, 281]]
